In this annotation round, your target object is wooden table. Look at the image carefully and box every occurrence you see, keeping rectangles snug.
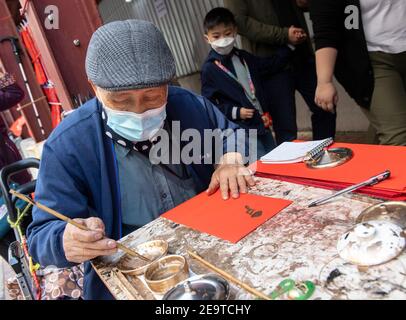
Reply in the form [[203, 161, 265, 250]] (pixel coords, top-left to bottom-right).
[[92, 177, 406, 300]]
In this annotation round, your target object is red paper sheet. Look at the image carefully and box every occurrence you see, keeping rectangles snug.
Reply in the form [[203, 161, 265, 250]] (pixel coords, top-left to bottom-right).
[[254, 143, 406, 193], [255, 173, 406, 201], [162, 192, 292, 243]]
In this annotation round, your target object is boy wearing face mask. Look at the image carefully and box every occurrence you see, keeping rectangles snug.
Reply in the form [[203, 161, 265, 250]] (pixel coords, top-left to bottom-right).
[[201, 7, 292, 158]]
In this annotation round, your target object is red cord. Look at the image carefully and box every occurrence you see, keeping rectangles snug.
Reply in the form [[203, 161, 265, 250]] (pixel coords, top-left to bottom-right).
[[21, 237, 42, 300]]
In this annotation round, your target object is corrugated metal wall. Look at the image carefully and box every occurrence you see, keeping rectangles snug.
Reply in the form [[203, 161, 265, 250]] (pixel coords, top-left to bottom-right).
[[98, 0, 224, 78]]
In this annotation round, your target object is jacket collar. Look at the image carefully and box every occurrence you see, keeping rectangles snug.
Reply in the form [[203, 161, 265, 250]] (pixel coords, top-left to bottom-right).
[[206, 47, 240, 64]]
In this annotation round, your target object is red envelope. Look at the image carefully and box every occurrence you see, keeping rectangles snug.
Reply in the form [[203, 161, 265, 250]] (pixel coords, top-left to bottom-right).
[[162, 192, 292, 243]]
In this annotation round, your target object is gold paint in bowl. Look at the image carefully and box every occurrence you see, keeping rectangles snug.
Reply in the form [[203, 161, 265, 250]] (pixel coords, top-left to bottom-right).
[[117, 240, 168, 276], [144, 255, 189, 294]]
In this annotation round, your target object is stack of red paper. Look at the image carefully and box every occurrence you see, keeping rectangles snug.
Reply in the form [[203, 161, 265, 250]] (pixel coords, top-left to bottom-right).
[[254, 143, 406, 201]]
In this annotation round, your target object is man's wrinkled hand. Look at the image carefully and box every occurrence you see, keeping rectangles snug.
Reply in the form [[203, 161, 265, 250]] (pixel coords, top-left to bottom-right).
[[63, 217, 118, 264], [207, 153, 256, 200]]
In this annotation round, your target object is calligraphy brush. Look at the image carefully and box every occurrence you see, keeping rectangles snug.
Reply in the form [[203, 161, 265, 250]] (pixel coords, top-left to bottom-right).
[[10, 190, 151, 262]]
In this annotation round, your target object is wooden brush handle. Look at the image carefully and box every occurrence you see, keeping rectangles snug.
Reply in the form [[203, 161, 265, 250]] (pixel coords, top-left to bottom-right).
[[10, 190, 151, 262], [188, 250, 271, 301]]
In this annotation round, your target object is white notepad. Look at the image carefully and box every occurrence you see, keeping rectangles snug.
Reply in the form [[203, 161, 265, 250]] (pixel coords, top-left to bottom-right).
[[260, 138, 334, 164]]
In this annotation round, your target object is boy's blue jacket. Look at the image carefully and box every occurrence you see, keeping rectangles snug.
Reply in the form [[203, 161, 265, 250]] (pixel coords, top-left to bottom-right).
[[201, 47, 291, 135], [27, 87, 240, 300]]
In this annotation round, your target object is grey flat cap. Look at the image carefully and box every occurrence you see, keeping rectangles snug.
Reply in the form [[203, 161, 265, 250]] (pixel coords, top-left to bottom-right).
[[86, 20, 176, 91]]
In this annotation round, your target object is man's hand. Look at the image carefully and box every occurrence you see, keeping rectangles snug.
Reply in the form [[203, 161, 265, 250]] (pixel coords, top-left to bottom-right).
[[315, 82, 338, 113], [207, 153, 256, 200], [288, 26, 307, 45], [63, 217, 118, 264], [240, 108, 255, 120]]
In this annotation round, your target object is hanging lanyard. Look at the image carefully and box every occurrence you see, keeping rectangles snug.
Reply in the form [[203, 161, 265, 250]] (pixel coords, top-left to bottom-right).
[[214, 59, 257, 102]]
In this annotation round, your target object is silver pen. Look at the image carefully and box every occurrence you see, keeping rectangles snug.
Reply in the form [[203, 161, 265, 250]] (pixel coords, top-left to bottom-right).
[[308, 170, 391, 208]]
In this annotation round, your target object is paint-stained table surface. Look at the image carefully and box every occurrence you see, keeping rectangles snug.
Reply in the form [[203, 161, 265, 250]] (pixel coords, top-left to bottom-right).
[[92, 177, 406, 300]]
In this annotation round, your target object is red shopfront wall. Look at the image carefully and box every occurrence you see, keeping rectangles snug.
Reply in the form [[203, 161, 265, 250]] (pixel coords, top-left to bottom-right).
[[0, 0, 52, 142], [21, 0, 103, 111]]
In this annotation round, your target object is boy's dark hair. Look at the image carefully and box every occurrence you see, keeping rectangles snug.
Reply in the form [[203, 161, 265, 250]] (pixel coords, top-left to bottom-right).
[[204, 7, 237, 34]]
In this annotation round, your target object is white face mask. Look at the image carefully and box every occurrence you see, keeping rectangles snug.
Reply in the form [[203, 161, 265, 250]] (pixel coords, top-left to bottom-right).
[[103, 104, 167, 142], [97, 89, 168, 142], [210, 37, 236, 56]]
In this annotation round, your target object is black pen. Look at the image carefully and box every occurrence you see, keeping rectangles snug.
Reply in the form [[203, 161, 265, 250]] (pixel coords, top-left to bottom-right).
[[308, 170, 391, 208]]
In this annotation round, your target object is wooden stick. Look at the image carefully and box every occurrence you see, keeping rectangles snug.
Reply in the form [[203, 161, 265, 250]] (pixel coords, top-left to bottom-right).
[[111, 268, 138, 300], [187, 249, 271, 301], [16, 96, 47, 112], [10, 190, 151, 262]]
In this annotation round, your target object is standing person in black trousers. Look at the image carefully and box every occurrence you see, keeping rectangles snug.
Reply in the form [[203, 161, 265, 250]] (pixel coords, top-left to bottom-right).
[[225, 0, 337, 144], [311, 0, 406, 146]]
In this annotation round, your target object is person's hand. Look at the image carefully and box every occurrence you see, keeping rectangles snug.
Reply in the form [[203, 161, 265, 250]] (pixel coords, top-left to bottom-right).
[[288, 26, 307, 45], [63, 217, 118, 264], [207, 153, 256, 200], [315, 82, 338, 113], [296, 0, 310, 9], [240, 108, 255, 120]]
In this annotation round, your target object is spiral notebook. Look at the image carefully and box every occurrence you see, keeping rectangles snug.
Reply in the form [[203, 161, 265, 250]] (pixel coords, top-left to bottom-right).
[[260, 138, 334, 164]]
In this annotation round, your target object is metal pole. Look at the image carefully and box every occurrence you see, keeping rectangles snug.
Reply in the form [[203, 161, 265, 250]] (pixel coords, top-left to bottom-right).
[[0, 36, 45, 138]]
